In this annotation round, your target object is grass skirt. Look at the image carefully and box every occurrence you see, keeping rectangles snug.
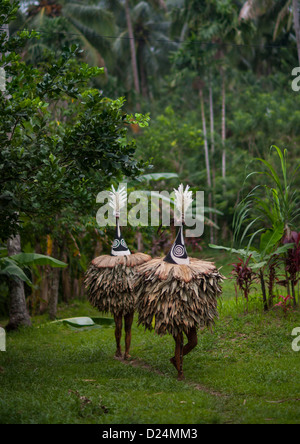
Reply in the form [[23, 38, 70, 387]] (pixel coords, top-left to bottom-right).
[[84, 253, 151, 317], [134, 257, 224, 336]]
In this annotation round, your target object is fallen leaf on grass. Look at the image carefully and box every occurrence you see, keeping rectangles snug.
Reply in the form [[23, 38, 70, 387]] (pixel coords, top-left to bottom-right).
[[68, 390, 109, 414], [69, 390, 92, 408]]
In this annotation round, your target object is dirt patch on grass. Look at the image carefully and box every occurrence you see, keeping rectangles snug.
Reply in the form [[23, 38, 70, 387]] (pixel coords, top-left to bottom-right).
[[120, 356, 165, 376], [119, 356, 227, 398], [190, 383, 227, 398]]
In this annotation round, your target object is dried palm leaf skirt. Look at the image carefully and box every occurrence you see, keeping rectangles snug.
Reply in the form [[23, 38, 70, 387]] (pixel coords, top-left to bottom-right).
[[134, 258, 224, 337], [84, 253, 151, 317]]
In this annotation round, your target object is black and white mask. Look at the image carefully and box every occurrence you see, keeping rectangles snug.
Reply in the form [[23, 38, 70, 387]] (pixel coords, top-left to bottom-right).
[[164, 226, 189, 265], [109, 185, 131, 256], [111, 218, 131, 256], [164, 184, 193, 265]]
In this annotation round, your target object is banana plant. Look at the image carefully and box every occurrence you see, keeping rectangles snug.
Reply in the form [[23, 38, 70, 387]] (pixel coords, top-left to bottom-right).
[[233, 146, 300, 247], [210, 223, 295, 310], [0, 252, 67, 286]]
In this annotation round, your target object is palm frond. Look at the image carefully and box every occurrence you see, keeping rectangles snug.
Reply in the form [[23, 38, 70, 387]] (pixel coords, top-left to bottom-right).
[[132, 1, 152, 22], [64, 1, 116, 36], [67, 19, 108, 68]]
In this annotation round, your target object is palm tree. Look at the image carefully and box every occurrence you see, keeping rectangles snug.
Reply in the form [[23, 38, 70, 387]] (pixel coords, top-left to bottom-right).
[[114, 1, 176, 100], [15, 1, 117, 69], [292, 0, 300, 64], [240, 0, 300, 65], [124, 0, 140, 102]]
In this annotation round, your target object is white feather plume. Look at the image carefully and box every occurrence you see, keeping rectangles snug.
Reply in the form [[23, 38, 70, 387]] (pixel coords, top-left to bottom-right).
[[174, 184, 193, 221], [109, 185, 127, 217]]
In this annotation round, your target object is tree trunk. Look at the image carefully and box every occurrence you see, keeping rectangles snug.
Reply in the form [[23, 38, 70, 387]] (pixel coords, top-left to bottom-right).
[[209, 85, 216, 189], [199, 89, 214, 244], [39, 268, 49, 314], [221, 69, 226, 181], [220, 70, 228, 239], [291, 274, 297, 307], [292, 0, 300, 65], [139, 44, 148, 99], [125, 0, 141, 110], [209, 84, 218, 242], [48, 238, 60, 320], [29, 243, 42, 315], [73, 278, 79, 299], [6, 235, 32, 330], [62, 262, 71, 303], [61, 245, 71, 303], [260, 270, 268, 312]]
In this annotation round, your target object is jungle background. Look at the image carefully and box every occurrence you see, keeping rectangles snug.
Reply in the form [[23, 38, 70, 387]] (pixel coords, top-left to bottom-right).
[[1, 0, 300, 424]]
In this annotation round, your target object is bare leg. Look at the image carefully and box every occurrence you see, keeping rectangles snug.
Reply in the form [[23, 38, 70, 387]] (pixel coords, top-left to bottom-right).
[[114, 313, 123, 358], [183, 327, 198, 356], [124, 311, 134, 360], [174, 332, 184, 381], [170, 327, 198, 372]]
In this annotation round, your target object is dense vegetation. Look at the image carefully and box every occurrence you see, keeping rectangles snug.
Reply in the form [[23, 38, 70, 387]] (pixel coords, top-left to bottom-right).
[[0, 0, 300, 425]]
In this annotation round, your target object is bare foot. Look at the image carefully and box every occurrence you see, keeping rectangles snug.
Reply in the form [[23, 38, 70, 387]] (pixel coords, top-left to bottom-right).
[[123, 353, 131, 361], [115, 349, 122, 359], [177, 373, 185, 381]]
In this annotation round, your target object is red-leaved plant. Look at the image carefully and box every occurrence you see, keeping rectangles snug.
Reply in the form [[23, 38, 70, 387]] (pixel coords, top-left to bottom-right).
[[231, 255, 257, 310], [274, 295, 293, 315], [282, 231, 300, 307]]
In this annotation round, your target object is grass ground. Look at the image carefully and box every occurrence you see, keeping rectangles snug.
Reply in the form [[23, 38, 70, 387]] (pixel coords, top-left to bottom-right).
[[0, 250, 299, 424]]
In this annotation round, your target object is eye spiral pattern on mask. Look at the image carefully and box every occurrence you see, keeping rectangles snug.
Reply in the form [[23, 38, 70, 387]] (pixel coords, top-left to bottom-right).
[[112, 239, 120, 249], [173, 245, 185, 257]]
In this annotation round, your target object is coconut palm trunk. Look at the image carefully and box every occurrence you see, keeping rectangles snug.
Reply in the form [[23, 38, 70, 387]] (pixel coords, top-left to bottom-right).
[[209, 85, 216, 188], [209, 83, 218, 241], [292, 0, 300, 65], [125, 0, 141, 109], [199, 88, 214, 244], [221, 69, 226, 181]]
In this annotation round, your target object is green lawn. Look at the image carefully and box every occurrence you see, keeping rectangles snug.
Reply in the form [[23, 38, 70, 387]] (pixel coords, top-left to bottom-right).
[[0, 251, 300, 424]]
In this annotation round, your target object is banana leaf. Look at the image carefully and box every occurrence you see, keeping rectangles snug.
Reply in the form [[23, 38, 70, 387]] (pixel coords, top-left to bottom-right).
[[10, 253, 67, 268], [52, 316, 114, 329], [0, 258, 31, 285]]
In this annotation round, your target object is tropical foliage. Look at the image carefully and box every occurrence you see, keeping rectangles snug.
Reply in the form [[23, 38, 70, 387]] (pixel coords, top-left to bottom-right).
[[1, 0, 300, 326], [211, 147, 300, 310]]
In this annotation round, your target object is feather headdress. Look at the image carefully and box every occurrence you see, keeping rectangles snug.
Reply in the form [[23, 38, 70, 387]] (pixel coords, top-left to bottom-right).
[[164, 184, 193, 265], [109, 185, 127, 218], [109, 185, 131, 256], [174, 184, 193, 223]]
